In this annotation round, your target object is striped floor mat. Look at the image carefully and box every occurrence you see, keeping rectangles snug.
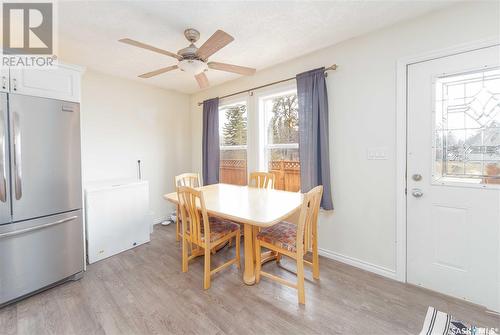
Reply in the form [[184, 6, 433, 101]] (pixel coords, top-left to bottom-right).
[[419, 307, 498, 335]]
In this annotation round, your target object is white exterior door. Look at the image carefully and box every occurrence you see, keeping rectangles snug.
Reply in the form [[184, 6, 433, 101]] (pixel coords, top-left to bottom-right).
[[407, 44, 500, 312]]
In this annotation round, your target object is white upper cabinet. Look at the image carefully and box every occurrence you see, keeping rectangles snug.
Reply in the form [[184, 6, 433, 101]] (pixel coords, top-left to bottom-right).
[[9, 63, 83, 102], [0, 68, 9, 93]]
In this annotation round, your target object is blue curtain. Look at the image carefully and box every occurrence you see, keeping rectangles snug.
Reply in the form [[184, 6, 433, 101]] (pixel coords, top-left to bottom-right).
[[296, 68, 334, 210], [202, 98, 220, 185]]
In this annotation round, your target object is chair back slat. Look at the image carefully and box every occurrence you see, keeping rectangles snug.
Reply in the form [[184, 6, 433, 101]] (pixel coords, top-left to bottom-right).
[[296, 186, 323, 255], [175, 173, 201, 188], [305, 214, 312, 252], [249, 172, 275, 189], [177, 186, 210, 245]]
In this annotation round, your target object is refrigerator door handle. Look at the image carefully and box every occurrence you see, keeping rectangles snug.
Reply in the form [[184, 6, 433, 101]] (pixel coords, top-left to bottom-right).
[[0, 215, 78, 239], [13, 112, 22, 200], [0, 129, 6, 203], [0, 100, 6, 203]]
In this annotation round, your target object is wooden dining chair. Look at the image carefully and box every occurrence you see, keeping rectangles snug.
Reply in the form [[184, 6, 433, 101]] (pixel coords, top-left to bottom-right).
[[248, 171, 275, 256], [174, 173, 201, 241], [249, 172, 275, 189], [177, 186, 241, 289], [255, 185, 323, 304]]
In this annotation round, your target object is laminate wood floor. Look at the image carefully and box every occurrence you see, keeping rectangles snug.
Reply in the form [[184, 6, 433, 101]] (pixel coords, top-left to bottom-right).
[[1, 224, 498, 335]]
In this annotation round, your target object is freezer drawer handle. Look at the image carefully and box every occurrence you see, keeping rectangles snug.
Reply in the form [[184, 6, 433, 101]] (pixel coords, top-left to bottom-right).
[[13, 112, 22, 200], [0, 215, 78, 239]]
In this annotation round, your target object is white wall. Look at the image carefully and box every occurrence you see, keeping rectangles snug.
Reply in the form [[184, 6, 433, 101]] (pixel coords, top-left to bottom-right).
[[190, 2, 500, 277], [81, 71, 191, 221]]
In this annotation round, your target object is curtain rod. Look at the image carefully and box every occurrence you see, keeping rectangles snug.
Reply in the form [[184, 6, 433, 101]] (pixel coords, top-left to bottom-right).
[[197, 64, 337, 106]]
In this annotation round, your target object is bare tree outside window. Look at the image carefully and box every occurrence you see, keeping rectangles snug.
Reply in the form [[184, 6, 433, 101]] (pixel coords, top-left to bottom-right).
[[268, 94, 298, 144], [263, 91, 301, 191]]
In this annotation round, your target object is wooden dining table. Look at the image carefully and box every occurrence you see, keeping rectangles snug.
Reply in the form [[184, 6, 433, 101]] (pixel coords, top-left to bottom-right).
[[163, 183, 303, 285]]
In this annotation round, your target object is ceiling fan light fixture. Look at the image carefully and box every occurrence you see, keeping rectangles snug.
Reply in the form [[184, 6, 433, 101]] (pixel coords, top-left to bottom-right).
[[119, 28, 255, 88], [178, 59, 207, 74]]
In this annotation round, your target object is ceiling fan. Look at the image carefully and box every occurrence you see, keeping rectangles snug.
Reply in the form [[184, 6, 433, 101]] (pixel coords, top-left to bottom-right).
[[118, 28, 256, 89]]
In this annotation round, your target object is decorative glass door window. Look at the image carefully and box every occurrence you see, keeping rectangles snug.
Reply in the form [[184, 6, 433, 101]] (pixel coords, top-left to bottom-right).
[[433, 67, 500, 185], [219, 101, 248, 185]]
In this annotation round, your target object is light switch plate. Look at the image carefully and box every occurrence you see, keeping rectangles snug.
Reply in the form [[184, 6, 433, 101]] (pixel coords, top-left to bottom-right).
[[367, 147, 388, 160]]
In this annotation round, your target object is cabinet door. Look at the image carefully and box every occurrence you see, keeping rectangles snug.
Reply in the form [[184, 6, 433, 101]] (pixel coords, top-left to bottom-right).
[[0, 68, 9, 93], [10, 65, 81, 102]]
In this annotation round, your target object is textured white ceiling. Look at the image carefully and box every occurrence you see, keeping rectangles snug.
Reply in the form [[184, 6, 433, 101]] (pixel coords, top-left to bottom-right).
[[58, 1, 453, 94]]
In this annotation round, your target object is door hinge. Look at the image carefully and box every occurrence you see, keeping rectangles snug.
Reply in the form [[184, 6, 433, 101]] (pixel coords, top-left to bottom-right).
[[405, 188, 407, 195]]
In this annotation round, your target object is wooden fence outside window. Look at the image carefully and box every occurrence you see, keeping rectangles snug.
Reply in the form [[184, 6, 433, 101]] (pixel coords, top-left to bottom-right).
[[219, 159, 301, 192]]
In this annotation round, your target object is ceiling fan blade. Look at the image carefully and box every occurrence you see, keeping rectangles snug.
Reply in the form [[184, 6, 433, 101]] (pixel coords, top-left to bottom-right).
[[208, 62, 256, 76], [195, 72, 209, 89], [138, 65, 179, 78], [119, 38, 182, 60], [196, 30, 234, 60]]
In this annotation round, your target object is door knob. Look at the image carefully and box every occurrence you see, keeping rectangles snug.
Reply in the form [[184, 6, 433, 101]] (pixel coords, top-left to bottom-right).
[[412, 174, 422, 181], [412, 188, 423, 198]]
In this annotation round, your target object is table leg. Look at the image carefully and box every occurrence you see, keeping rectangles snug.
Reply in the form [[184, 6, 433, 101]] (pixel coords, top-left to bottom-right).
[[243, 223, 256, 285]]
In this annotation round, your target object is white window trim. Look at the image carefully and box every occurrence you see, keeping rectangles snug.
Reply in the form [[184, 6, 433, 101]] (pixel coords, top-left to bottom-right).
[[220, 145, 247, 151], [218, 95, 250, 155], [255, 82, 298, 171], [265, 143, 299, 149]]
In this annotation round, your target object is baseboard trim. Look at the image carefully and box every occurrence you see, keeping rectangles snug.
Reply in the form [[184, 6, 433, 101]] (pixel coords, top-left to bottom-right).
[[318, 248, 397, 280]]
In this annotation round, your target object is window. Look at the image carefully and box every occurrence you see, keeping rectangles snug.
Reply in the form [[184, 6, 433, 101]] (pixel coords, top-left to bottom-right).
[[217, 85, 301, 190], [219, 101, 248, 185], [433, 67, 500, 185], [260, 89, 301, 191]]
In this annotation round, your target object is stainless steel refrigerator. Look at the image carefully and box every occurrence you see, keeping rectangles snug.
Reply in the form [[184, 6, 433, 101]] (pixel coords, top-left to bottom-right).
[[0, 93, 84, 306]]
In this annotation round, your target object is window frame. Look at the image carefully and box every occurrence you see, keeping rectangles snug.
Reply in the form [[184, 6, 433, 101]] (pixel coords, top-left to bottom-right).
[[218, 96, 250, 183], [218, 98, 249, 149], [256, 83, 299, 171], [217, 82, 300, 189]]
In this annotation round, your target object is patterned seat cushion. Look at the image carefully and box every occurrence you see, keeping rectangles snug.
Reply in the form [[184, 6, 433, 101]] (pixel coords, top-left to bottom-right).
[[257, 221, 297, 252], [201, 216, 240, 243]]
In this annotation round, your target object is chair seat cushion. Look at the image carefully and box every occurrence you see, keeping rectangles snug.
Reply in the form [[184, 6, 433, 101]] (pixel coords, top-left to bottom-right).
[[202, 217, 240, 242], [257, 221, 297, 252]]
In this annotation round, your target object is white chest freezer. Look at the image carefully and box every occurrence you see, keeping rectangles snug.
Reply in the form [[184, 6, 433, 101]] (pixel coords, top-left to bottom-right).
[[85, 179, 151, 264]]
